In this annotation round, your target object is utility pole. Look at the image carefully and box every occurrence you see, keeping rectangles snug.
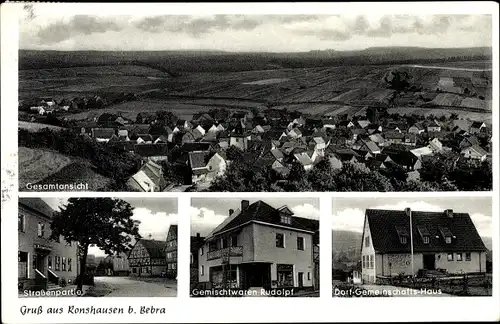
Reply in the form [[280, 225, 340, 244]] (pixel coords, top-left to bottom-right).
[[409, 209, 414, 279]]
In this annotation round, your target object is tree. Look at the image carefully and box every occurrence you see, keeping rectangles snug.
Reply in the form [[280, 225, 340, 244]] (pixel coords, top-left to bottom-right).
[[50, 198, 141, 292], [384, 70, 412, 91]]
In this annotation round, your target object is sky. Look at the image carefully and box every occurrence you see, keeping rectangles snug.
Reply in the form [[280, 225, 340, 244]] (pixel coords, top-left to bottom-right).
[[18, 4, 493, 52], [43, 197, 178, 257], [332, 197, 492, 238], [191, 198, 320, 236]]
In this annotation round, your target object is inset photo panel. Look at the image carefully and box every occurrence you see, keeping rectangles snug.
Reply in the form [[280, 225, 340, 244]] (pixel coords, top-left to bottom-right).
[[332, 196, 493, 297], [18, 197, 178, 298], [190, 197, 319, 297]]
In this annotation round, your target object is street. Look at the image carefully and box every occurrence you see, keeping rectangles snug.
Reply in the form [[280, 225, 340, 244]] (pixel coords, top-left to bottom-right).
[[89, 276, 177, 297]]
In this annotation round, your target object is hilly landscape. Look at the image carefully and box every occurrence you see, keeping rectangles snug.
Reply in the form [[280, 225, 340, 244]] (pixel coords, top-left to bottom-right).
[[19, 47, 493, 123]]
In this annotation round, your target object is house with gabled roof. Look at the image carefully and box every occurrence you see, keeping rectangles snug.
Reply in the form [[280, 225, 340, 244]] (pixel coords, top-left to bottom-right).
[[461, 144, 488, 161], [354, 139, 381, 155], [128, 239, 168, 277], [134, 143, 169, 163], [206, 152, 228, 180], [384, 131, 405, 145], [458, 135, 479, 151], [357, 120, 371, 129], [165, 225, 178, 279], [126, 160, 166, 192], [337, 120, 355, 128], [360, 207, 487, 283], [426, 120, 442, 133], [294, 152, 314, 171], [470, 121, 486, 134], [408, 123, 425, 134], [188, 151, 211, 184], [428, 138, 444, 153], [197, 200, 319, 291], [136, 134, 153, 144], [91, 128, 116, 142], [18, 198, 79, 292]]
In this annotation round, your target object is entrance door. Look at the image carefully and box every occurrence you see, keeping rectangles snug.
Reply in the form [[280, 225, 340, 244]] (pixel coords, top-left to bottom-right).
[[423, 254, 436, 270], [298, 272, 304, 288], [35, 253, 45, 275]]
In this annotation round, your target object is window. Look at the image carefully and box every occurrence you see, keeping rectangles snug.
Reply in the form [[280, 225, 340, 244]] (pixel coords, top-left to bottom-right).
[[62, 257, 66, 271], [68, 258, 72, 271], [276, 233, 285, 248], [200, 265, 204, 276], [200, 247, 204, 255], [365, 236, 370, 247], [172, 263, 176, 270], [132, 268, 137, 273], [280, 215, 292, 225], [190, 253, 194, 264], [222, 237, 228, 249], [362, 255, 366, 269], [445, 236, 452, 244], [48, 257, 52, 269], [297, 237, 304, 250], [400, 236, 407, 244], [231, 234, 238, 247], [369, 255, 374, 269], [18, 214, 25, 232], [447, 253, 454, 261], [37, 222, 45, 237], [456, 253, 462, 261], [55, 256, 61, 271], [307, 272, 311, 280], [423, 236, 430, 244], [465, 252, 471, 261]]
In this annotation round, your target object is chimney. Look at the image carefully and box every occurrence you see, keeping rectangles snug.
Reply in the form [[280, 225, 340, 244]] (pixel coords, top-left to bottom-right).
[[229, 209, 234, 216], [445, 209, 453, 219], [404, 207, 411, 217], [196, 232, 200, 238], [241, 200, 250, 211]]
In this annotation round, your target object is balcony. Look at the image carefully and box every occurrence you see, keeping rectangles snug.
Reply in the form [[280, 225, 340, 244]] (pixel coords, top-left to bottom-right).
[[207, 246, 243, 261]]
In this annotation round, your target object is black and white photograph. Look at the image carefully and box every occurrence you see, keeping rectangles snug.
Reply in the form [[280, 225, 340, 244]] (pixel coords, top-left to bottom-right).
[[190, 198, 319, 297], [18, 197, 178, 297], [17, 5, 493, 192], [331, 196, 493, 297]]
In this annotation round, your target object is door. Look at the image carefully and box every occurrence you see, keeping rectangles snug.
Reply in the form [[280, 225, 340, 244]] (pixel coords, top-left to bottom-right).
[[423, 254, 435, 270], [298, 272, 304, 288], [35, 253, 45, 275]]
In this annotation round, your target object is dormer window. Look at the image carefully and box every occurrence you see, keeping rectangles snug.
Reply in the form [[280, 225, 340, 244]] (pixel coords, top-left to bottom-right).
[[439, 227, 454, 244], [417, 226, 431, 244], [396, 226, 409, 245], [280, 215, 292, 225]]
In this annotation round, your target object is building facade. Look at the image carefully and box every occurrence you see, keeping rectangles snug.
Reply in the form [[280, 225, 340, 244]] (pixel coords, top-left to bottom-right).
[[361, 208, 488, 284], [190, 233, 205, 291], [198, 200, 319, 291], [18, 198, 79, 291], [112, 252, 130, 276], [165, 225, 178, 279], [128, 239, 167, 277]]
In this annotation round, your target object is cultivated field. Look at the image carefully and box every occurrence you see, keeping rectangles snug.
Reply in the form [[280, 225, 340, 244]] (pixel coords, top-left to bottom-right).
[[64, 98, 250, 121], [18, 121, 66, 132], [19, 64, 171, 100], [19, 54, 492, 122]]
